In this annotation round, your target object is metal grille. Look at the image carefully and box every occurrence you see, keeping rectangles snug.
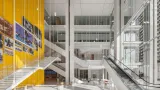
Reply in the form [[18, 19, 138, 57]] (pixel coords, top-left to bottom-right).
[[157, 0, 160, 62], [157, 0, 160, 80], [137, 13, 144, 62]]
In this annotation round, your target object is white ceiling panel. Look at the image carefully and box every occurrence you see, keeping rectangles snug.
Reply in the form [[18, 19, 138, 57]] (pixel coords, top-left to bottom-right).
[[45, 0, 114, 16], [102, 4, 114, 15], [73, 0, 114, 4], [105, 0, 114, 3], [81, 0, 106, 4], [45, 0, 67, 4], [81, 4, 104, 15], [74, 4, 82, 15], [74, 3, 114, 16], [45, 3, 66, 16]]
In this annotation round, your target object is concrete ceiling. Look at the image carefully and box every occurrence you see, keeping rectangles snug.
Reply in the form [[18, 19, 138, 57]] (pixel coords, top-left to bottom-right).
[[45, 0, 114, 16]]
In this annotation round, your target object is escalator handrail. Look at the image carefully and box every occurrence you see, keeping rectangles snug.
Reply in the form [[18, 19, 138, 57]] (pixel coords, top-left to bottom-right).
[[105, 54, 160, 86], [105, 56, 160, 89], [105, 57, 145, 90]]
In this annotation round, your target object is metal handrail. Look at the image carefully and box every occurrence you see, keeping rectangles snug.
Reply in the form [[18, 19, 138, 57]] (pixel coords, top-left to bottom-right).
[[120, 0, 151, 34], [0, 59, 40, 81], [0, 66, 13, 80], [26, 60, 39, 67], [53, 63, 65, 71], [118, 33, 160, 62], [0, 57, 55, 90], [15, 86, 26, 90], [105, 54, 160, 88], [15, 84, 34, 90], [26, 85, 58, 90], [15, 84, 59, 90]]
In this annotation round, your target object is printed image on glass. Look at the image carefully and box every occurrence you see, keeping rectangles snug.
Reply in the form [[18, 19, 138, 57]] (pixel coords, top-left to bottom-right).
[[24, 30, 33, 47], [0, 49, 3, 63], [23, 17, 33, 33], [33, 38, 38, 50], [0, 17, 4, 33], [38, 40, 42, 48], [28, 48, 34, 55], [4, 48, 13, 56], [0, 34, 3, 48], [34, 26, 42, 39], [4, 36, 14, 49], [16, 23, 25, 43], [23, 45, 28, 52], [4, 20, 13, 38], [15, 40, 23, 52]]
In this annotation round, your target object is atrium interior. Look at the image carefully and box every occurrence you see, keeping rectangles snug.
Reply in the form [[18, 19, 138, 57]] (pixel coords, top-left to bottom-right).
[[0, 0, 160, 90]]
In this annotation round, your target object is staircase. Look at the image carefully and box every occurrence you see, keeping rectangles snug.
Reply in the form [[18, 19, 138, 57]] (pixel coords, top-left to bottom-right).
[[45, 39, 104, 84], [48, 63, 65, 77], [45, 39, 66, 56], [48, 63, 83, 84], [74, 56, 89, 67], [0, 57, 60, 90], [45, 39, 89, 68]]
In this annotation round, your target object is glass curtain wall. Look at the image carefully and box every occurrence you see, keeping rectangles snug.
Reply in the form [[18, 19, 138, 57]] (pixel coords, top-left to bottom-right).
[[72, 0, 114, 60], [45, 1, 66, 50], [109, 8, 115, 57], [157, 0, 160, 82], [0, 0, 44, 87], [122, 0, 145, 25], [119, 0, 153, 86], [44, 4, 68, 84], [44, 0, 68, 84], [44, 0, 67, 59]]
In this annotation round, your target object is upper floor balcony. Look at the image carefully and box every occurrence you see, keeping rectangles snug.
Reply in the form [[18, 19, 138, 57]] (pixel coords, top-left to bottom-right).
[[45, 21, 114, 43]]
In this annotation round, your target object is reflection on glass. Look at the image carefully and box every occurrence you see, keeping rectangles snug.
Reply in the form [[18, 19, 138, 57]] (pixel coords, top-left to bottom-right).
[[120, 1, 151, 84]]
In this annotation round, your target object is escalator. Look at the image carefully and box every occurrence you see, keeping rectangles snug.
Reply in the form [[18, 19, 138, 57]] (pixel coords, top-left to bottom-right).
[[104, 57, 144, 90]]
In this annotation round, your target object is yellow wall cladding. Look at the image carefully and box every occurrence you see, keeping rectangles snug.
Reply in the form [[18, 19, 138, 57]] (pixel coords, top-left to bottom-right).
[[0, 0, 45, 87], [17, 69, 44, 88]]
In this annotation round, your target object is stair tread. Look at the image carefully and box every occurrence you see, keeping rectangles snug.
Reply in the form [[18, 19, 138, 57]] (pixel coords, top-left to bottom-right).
[[0, 56, 57, 90]]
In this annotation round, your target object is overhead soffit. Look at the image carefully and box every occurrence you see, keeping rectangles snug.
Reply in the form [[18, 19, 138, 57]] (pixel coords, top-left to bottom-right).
[[45, 0, 114, 16]]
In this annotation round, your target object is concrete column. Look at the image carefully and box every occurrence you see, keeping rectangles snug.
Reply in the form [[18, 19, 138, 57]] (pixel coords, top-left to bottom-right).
[[153, 0, 159, 84], [121, 0, 124, 28], [104, 69, 107, 79], [88, 69, 91, 80], [69, 0, 75, 83], [65, 0, 69, 84], [114, 0, 121, 61], [149, 0, 154, 84], [120, 0, 125, 62], [78, 69, 80, 79], [102, 69, 105, 80], [75, 69, 77, 78]]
